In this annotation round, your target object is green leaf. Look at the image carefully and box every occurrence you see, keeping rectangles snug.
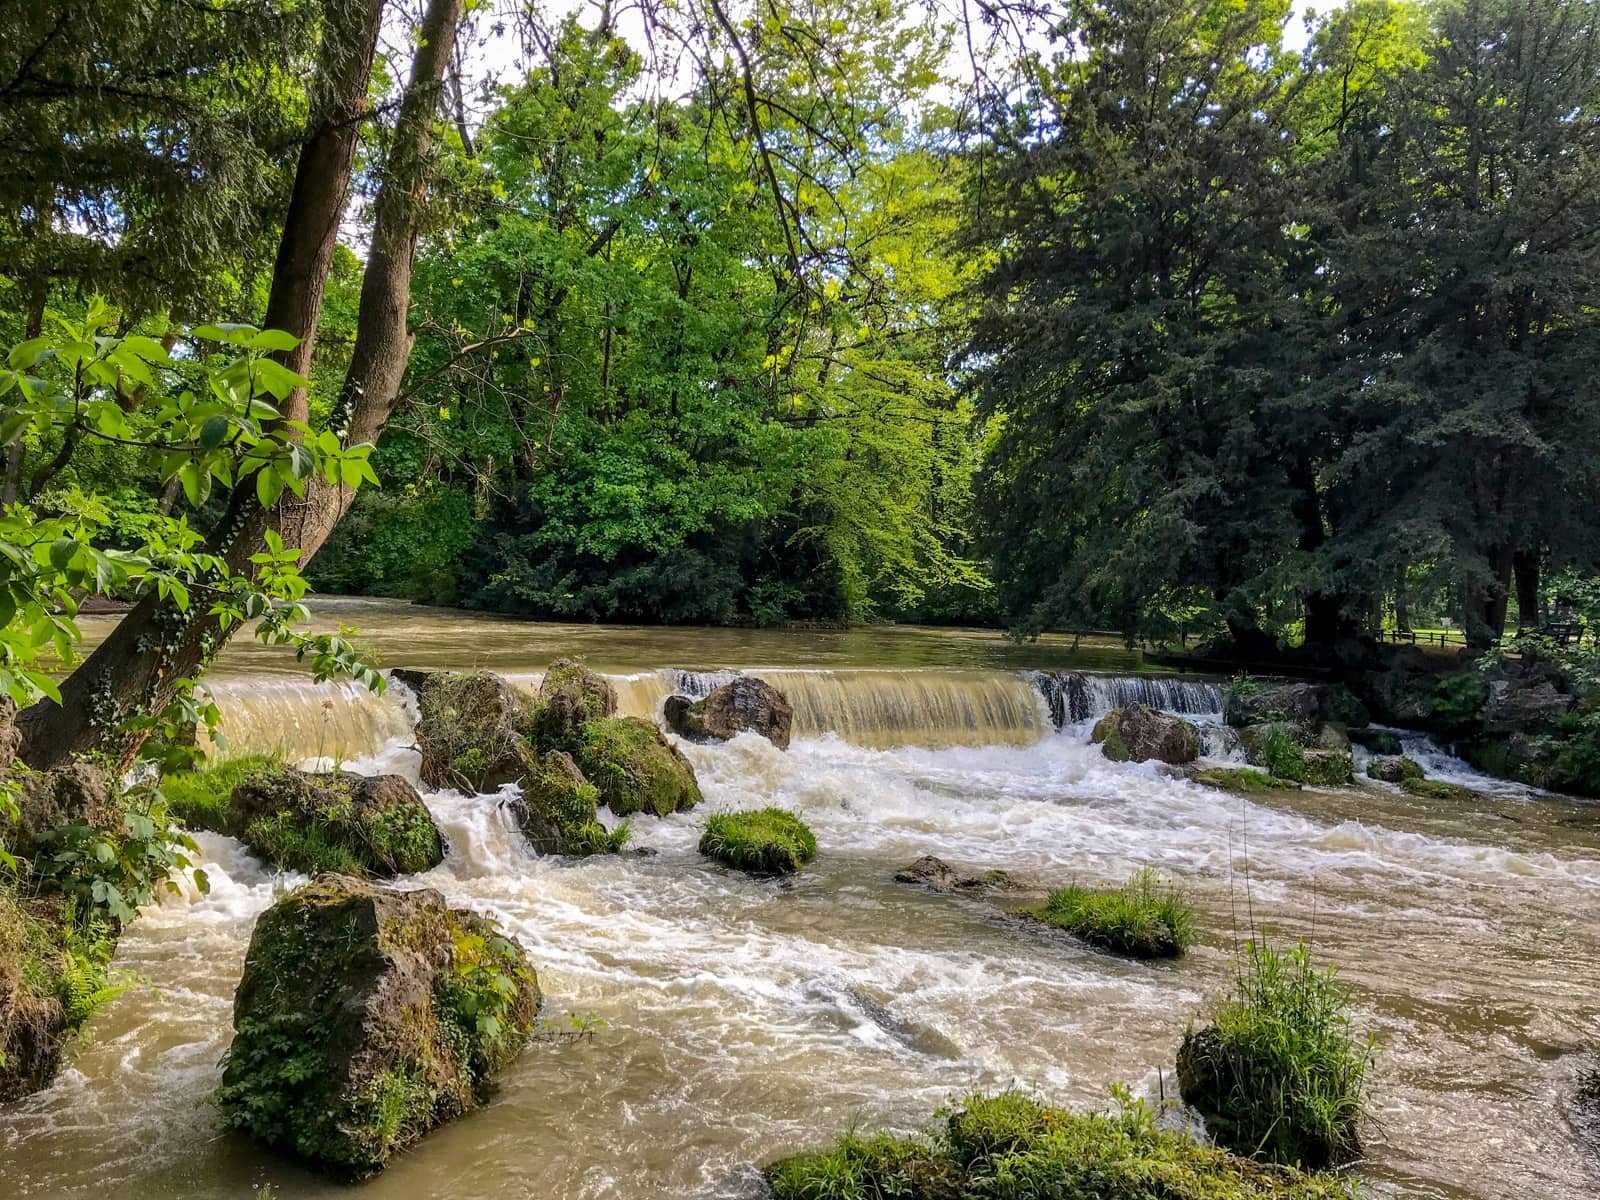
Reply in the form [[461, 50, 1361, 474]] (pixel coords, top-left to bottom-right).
[[256, 467, 286, 508], [254, 359, 310, 401], [191, 323, 257, 346], [178, 461, 211, 508], [249, 329, 301, 353], [49, 537, 77, 572], [198, 415, 229, 450]]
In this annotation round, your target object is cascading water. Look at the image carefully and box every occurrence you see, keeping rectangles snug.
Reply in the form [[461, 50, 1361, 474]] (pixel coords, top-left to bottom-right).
[[1031, 670, 1223, 728], [6, 603, 1598, 1200]]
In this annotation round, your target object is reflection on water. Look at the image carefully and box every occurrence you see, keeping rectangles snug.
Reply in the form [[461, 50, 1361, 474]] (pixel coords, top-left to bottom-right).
[[5, 599, 1599, 1200]]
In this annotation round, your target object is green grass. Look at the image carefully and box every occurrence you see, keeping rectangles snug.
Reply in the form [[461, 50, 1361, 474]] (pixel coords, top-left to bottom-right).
[[1030, 867, 1197, 958], [1179, 940, 1372, 1168], [159, 754, 282, 835], [1398, 777, 1475, 801], [766, 1089, 1355, 1199], [1194, 768, 1302, 795], [699, 808, 817, 875]]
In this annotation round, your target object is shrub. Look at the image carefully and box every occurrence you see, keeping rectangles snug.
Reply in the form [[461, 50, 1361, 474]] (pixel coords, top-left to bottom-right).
[[1430, 673, 1487, 735], [767, 1089, 1352, 1199], [699, 808, 817, 875], [1030, 867, 1196, 958], [1178, 940, 1372, 1168], [1259, 724, 1307, 781]]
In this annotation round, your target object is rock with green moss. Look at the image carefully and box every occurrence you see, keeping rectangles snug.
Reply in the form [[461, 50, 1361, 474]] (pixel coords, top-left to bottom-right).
[[1298, 748, 1354, 786], [509, 750, 628, 856], [663, 676, 795, 749], [410, 670, 537, 792], [1090, 705, 1200, 765], [160, 754, 281, 836], [1399, 776, 1477, 801], [218, 874, 541, 1178], [528, 659, 617, 750], [700, 808, 816, 875], [575, 716, 701, 816], [230, 767, 446, 877], [0, 886, 116, 1101], [1192, 768, 1302, 795], [1366, 755, 1425, 784], [4, 760, 120, 862]]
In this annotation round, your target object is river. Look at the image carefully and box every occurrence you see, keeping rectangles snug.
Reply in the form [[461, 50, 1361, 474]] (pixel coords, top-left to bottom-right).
[[2, 598, 1597, 1198]]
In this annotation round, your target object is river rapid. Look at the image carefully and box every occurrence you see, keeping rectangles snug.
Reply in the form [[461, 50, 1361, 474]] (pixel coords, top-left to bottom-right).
[[3, 599, 1598, 1199]]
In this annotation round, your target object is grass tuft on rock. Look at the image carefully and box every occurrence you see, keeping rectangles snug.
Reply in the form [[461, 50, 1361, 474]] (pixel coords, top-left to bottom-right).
[[1398, 777, 1475, 801], [159, 754, 281, 836], [1194, 768, 1302, 795], [1029, 867, 1196, 958], [699, 808, 816, 875], [766, 1089, 1354, 1199], [1178, 940, 1372, 1168]]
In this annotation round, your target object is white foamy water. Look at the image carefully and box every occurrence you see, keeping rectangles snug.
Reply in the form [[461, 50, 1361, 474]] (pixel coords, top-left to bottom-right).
[[3, 642, 1600, 1199]]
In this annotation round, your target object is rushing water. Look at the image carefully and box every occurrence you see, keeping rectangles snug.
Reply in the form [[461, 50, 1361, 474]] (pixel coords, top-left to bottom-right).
[[5, 600, 1600, 1199]]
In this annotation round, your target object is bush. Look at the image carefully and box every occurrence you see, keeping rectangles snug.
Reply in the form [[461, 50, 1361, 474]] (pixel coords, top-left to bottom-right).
[[1178, 940, 1372, 1168], [699, 808, 816, 875], [1030, 867, 1196, 958], [766, 1089, 1352, 1199], [1259, 724, 1307, 781]]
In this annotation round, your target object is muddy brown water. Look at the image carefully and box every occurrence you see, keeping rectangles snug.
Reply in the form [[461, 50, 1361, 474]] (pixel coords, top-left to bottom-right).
[[3, 599, 1597, 1199]]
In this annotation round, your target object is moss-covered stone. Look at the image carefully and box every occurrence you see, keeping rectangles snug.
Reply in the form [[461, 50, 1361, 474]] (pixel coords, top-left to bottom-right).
[[3, 760, 121, 863], [412, 671, 537, 792], [1193, 767, 1302, 795], [160, 754, 281, 836], [1366, 755, 1424, 784], [527, 659, 617, 751], [229, 767, 446, 877], [1024, 868, 1196, 959], [699, 808, 816, 875], [1090, 705, 1200, 764], [510, 750, 628, 856], [218, 874, 541, 1178], [575, 716, 701, 816], [1298, 748, 1354, 786], [1399, 776, 1477, 801]]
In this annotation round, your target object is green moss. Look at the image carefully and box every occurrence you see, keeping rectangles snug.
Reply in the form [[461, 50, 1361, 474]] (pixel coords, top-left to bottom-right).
[[1365, 755, 1424, 783], [234, 770, 444, 878], [415, 671, 537, 792], [1179, 940, 1372, 1169], [516, 751, 629, 856], [767, 1090, 1354, 1199], [1298, 749, 1354, 787], [1027, 867, 1196, 958], [1194, 768, 1302, 795], [1090, 713, 1130, 762], [699, 808, 817, 875], [1398, 777, 1476, 801], [1256, 723, 1308, 780], [160, 755, 281, 836], [576, 716, 701, 816]]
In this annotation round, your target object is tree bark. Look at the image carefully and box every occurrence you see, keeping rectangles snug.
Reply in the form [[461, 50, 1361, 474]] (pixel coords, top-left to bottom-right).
[[14, 0, 411, 768], [1513, 549, 1540, 631], [1464, 544, 1515, 648]]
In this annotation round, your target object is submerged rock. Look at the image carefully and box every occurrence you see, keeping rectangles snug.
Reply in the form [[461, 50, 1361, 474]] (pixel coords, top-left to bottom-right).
[[1400, 776, 1478, 801], [528, 659, 617, 750], [575, 716, 701, 816], [893, 854, 1015, 894], [413, 670, 536, 792], [1192, 766, 1302, 794], [1090, 705, 1200, 765], [231, 767, 445, 877], [507, 750, 627, 856], [1366, 755, 1425, 784], [663, 676, 795, 750], [218, 874, 541, 1178]]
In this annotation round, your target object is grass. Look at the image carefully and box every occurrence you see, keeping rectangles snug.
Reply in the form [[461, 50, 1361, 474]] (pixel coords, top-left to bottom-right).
[[159, 754, 282, 835], [766, 1089, 1355, 1199], [1029, 867, 1197, 958], [1195, 768, 1302, 795], [699, 808, 816, 875], [1398, 777, 1475, 801], [1179, 940, 1373, 1168]]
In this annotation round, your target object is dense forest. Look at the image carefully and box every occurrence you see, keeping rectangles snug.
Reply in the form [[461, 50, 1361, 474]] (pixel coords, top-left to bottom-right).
[[1, 0, 1599, 760]]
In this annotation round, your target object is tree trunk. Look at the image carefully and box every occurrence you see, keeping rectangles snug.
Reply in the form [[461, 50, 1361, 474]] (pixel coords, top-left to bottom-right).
[[1513, 549, 1540, 631], [1463, 544, 1514, 648], [1393, 564, 1411, 633], [14, 0, 418, 769]]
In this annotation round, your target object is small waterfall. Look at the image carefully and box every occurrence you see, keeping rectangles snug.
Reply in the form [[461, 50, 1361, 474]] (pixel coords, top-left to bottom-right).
[[1031, 671, 1222, 728], [757, 669, 1046, 748], [205, 677, 415, 762]]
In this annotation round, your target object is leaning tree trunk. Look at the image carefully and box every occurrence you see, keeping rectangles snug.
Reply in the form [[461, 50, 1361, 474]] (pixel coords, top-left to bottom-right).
[[16, 0, 463, 769]]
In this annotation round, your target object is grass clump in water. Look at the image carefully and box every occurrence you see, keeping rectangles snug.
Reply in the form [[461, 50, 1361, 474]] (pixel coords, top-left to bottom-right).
[[1178, 940, 1373, 1168], [766, 1089, 1354, 1199], [1398, 777, 1475, 801], [699, 808, 816, 875], [159, 754, 281, 836], [1030, 867, 1196, 959], [1195, 768, 1302, 795]]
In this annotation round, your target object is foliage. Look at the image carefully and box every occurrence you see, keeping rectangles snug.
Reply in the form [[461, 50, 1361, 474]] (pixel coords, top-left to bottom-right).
[[699, 808, 817, 875], [0, 888, 119, 1082], [159, 754, 282, 835], [1430, 675, 1488, 736], [34, 800, 208, 925], [435, 924, 540, 1079], [766, 1089, 1355, 1199], [233, 770, 444, 878], [1259, 727, 1309, 784], [1182, 941, 1373, 1167], [516, 751, 629, 857], [1031, 868, 1196, 959]]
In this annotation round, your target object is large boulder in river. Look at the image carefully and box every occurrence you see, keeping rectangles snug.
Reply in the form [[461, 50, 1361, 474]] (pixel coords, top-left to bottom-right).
[[1090, 705, 1199, 765], [507, 750, 627, 856], [218, 874, 541, 1179], [1224, 682, 1368, 730], [413, 670, 537, 792], [575, 716, 701, 816], [663, 676, 795, 750], [231, 767, 445, 877], [1366, 755, 1424, 784], [527, 658, 617, 751], [1481, 665, 1573, 735]]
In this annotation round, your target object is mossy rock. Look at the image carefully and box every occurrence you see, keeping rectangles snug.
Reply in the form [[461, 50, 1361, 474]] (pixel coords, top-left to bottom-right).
[[1349, 726, 1403, 756], [1366, 755, 1425, 784], [527, 659, 617, 751], [1089, 705, 1200, 764], [231, 767, 446, 877], [218, 874, 541, 1179], [510, 750, 628, 856], [766, 1090, 1352, 1199], [663, 676, 795, 749], [0, 887, 116, 1101], [1298, 748, 1354, 787], [160, 754, 281, 836], [3, 760, 121, 863], [413, 671, 537, 792], [1400, 776, 1478, 801], [1193, 768, 1302, 795], [575, 716, 701, 817], [699, 808, 816, 875]]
